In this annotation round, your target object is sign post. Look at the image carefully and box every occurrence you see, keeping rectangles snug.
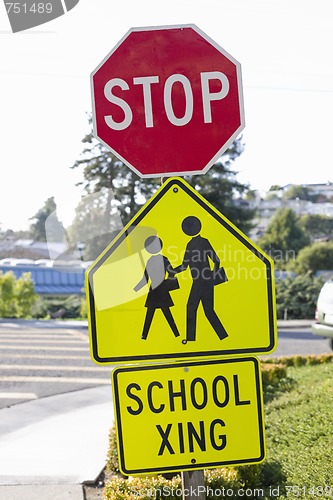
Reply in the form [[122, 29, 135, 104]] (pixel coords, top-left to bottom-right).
[[182, 470, 205, 500], [89, 24, 276, 496]]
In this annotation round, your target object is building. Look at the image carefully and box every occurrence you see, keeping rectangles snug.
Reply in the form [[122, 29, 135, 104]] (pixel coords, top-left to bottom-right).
[[248, 182, 333, 241], [0, 262, 86, 295]]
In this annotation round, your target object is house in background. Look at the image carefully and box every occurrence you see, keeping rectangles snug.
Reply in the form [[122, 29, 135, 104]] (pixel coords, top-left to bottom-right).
[[248, 182, 333, 241]]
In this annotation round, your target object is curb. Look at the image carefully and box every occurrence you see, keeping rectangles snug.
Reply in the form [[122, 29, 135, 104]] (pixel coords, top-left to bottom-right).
[[277, 320, 313, 329]]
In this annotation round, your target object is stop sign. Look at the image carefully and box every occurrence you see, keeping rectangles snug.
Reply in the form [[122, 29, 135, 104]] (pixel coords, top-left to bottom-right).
[[91, 24, 244, 178]]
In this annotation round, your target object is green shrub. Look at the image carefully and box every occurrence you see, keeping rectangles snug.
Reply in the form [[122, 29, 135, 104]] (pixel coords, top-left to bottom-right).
[[261, 363, 287, 386], [31, 294, 84, 319], [106, 426, 120, 475], [263, 353, 333, 367], [104, 468, 242, 500], [0, 271, 37, 318], [104, 474, 182, 500], [15, 272, 38, 317], [80, 295, 87, 318], [275, 272, 323, 319], [0, 271, 17, 317]]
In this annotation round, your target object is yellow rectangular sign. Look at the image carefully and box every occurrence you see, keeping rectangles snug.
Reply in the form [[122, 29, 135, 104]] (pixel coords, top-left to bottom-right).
[[112, 357, 265, 475]]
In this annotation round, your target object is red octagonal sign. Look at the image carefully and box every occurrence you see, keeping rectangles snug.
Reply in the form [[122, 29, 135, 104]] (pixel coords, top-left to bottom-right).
[[91, 24, 245, 178]]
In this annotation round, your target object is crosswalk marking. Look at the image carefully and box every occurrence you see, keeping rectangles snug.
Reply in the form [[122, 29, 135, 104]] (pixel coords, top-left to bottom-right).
[[0, 324, 110, 404], [0, 364, 110, 372], [0, 345, 88, 351], [0, 328, 83, 334], [0, 392, 37, 399], [8, 353, 88, 360], [0, 333, 88, 340], [69, 330, 90, 341], [0, 329, 88, 341], [0, 338, 87, 344], [0, 376, 110, 384]]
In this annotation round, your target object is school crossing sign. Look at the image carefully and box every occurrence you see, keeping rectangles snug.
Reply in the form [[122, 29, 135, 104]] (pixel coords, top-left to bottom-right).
[[86, 177, 277, 364], [112, 357, 265, 475]]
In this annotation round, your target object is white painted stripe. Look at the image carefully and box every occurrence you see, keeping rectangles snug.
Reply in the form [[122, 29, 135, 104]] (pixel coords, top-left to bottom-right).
[[0, 376, 110, 384], [0, 334, 85, 339], [69, 331, 89, 341], [0, 323, 21, 328], [0, 339, 87, 344], [0, 364, 110, 372], [0, 392, 37, 399], [0, 329, 86, 335], [8, 353, 88, 360], [0, 345, 87, 351]]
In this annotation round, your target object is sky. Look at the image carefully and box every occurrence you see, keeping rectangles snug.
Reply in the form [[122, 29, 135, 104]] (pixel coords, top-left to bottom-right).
[[1, 0, 333, 231]]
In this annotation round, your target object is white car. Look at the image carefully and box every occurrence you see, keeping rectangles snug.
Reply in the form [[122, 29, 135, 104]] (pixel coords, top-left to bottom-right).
[[311, 280, 333, 350]]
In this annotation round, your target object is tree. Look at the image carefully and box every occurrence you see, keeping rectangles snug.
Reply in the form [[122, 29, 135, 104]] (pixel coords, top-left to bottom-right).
[[69, 126, 161, 259], [268, 185, 283, 192], [184, 164, 256, 234], [282, 184, 314, 201], [29, 197, 64, 242], [299, 214, 333, 242], [67, 190, 124, 261], [289, 241, 333, 275], [71, 124, 160, 228], [257, 207, 310, 265], [71, 124, 255, 245]]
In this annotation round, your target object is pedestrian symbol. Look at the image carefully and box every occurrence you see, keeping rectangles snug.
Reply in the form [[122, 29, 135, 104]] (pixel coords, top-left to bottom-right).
[[134, 235, 180, 340], [86, 177, 277, 364], [175, 215, 228, 343]]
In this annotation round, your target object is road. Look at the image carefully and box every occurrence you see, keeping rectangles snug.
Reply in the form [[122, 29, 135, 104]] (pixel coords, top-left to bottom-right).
[[265, 326, 333, 358], [0, 319, 110, 410], [0, 320, 332, 410]]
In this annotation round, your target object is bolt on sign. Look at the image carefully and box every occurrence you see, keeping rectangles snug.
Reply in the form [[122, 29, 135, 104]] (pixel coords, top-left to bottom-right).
[[112, 357, 265, 475], [86, 177, 277, 364], [91, 24, 244, 177]]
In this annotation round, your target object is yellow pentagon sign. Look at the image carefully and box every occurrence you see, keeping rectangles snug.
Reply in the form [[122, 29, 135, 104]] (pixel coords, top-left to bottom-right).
[[86, 177, 277, 364], [112, 357, 265, 475]]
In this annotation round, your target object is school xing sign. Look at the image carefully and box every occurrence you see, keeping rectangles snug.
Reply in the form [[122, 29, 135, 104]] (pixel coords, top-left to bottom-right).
[[112, 357, 265, 475], [86, 177, 277, 364]]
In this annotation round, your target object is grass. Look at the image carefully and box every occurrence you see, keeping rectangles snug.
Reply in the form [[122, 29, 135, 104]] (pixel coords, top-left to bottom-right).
[[104, 359, 333, 499], [264, 362, 333, 495]]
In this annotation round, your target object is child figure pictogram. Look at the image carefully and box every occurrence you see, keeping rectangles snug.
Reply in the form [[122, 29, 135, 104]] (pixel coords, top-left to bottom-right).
[[134, 236, 180, 340]]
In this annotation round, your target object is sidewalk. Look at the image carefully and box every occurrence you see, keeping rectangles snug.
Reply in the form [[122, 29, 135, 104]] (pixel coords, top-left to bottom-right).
[[0, 385, 113, 499], [0, 319, 313, 499]]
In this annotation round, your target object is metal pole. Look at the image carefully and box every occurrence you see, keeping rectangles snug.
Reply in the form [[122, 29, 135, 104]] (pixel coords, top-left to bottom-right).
[[181, 470, 206, 499]]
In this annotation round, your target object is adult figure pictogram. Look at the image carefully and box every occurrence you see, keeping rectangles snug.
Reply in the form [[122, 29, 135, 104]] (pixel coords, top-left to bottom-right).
[[175, 216, 228, 342], [134, 236, 180, 340]]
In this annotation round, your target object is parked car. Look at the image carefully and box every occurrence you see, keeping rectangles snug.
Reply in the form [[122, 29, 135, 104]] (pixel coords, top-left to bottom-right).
[[311, 279, 333, 350]]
